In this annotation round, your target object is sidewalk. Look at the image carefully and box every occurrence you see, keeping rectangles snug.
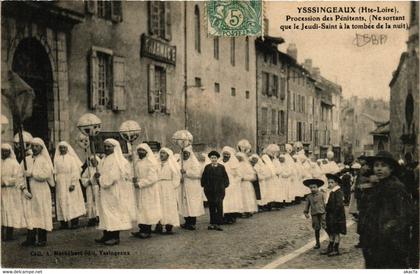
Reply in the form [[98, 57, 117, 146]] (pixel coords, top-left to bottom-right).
[[277, 222, 364, 269]]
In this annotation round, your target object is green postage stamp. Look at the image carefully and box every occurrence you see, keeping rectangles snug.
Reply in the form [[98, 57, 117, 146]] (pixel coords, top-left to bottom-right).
[[207, 0, 263, 36]]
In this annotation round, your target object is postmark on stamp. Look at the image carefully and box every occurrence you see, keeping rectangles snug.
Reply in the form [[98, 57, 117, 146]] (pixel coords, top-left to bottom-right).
[[207, 0, 263, 36]]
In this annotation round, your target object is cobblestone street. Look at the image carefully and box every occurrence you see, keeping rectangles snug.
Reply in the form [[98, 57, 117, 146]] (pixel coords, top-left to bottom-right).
[[2, 204, 362, 269]]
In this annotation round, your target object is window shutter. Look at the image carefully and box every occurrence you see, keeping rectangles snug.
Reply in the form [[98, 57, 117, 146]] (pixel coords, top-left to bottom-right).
[[267, 74, 273, 97], [86, 0, 97, 14], [164, 2, 172, 41], [148, 1, 159, 35], [111, 1, 123, 23], [280, 77, 286, 100], [148, 64, 156, 113], [164, 70, 171, 114], [89, 49, 99, 110], [273, 75, 278, 97], [261, 73, 266, 96], [112, 56, 126, 111]]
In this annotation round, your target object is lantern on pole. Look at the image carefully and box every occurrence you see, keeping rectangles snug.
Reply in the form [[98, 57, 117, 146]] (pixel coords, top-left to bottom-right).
[[172, 130, 193, 182], [2, 71, 36, 193], [1, 114, 8, 135], [76, 132, 92, 181], [13, 131, 33, 162], [77, 113, 101, 174], [119, 120, 141, 177]]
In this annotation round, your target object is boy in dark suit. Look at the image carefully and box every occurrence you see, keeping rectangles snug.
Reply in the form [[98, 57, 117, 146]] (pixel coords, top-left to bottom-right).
[[201, 151, 229, 231], [322, 173, 346, 257]]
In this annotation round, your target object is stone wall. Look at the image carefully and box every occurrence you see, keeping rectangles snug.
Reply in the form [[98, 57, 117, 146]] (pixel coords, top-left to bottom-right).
[[185, 2, 257, 152]]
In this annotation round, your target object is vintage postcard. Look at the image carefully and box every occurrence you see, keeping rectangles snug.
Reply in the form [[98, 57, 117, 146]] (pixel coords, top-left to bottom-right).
[[0, 0, 418, 271]]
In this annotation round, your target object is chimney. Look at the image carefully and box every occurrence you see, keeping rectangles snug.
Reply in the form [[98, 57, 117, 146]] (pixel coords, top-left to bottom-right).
[[312, 67, 320, 80], [287, 43, 297, 60], [304, 59, 312, 73]]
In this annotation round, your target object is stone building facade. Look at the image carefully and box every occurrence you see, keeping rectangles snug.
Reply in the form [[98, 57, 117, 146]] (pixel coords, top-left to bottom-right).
[[340, 96, 389, 158], [2, 1, 187, 155], [314, 75, 342, 160], [185, 1, 257, 152], [1, 2, 83, 151], [284, 48, 317, 154], [253, 40, 343, 158], [389, 1, 419, 160], [371, 121, 390, 155], [255, 36, 287, 152], [2, 1, 258, 155]]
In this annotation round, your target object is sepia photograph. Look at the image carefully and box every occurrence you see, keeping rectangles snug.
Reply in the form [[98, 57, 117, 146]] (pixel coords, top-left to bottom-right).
[[0, 0, 419, 271]]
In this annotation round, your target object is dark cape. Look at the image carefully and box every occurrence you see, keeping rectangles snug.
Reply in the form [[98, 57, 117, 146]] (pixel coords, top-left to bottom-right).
[[362, 175, 413, 268], [325, 188, 347, 235]]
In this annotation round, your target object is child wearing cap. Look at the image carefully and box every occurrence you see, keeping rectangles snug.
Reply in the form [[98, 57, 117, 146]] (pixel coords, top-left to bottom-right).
[[322, 173, 346, 256], [303, 178, 326, 249]]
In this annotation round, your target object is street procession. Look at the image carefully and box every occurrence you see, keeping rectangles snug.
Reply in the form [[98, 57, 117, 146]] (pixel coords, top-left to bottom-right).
[[1, 117, 419, 269], [1, 0, 419, 270]]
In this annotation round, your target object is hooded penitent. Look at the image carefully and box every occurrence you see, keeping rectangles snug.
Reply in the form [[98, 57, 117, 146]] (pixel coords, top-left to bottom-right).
[[53, 141, 86, 222], [276, 154, 293, 203], [22, 138, 54, 231], [96, 138, 132, 232], [133, 143, 162, 225], [178, 145, 205, 218], [157, 147, 181, 226], [237, 152, 258, 213], [220, 146, 244, 214], [1, 143, 26, 229]]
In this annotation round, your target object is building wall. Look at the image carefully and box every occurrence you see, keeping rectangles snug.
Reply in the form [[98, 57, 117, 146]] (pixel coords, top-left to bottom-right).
[[1, 2, 187, 155], [287, 67, 315, 148], [331, 93, 341, 146], [389, 54, 419, 159], [255, 42, 287, 152], [185, 2, 257, 152], [1, 2, 74, 152], [340, 97, 390, 157], [389, 2, 419, 160], [67, 1, 186, 156]]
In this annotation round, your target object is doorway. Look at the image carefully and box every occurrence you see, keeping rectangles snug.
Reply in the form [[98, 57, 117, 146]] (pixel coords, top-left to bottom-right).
[[12, 38, 54, 151]]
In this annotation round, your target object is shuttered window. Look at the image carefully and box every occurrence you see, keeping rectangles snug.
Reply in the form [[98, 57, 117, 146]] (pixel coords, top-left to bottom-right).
[[272, 75, 279, 98], [280, 77, 286, 100], [88, 1, 123, 22], [309, 124, 313, 142], [261, 108, 268, 135], [149, 1, 171, 41], [279, 110, 285, 135], [271, 109, 277, 134], [97, 1, 112, 19], [148, 64, 170, 114], [112, 56, 126, 111], [262, 72, 269, 96], [292, 94, 296, 111], [97, 52, 111, 108], [89, 47, 126, 111]]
